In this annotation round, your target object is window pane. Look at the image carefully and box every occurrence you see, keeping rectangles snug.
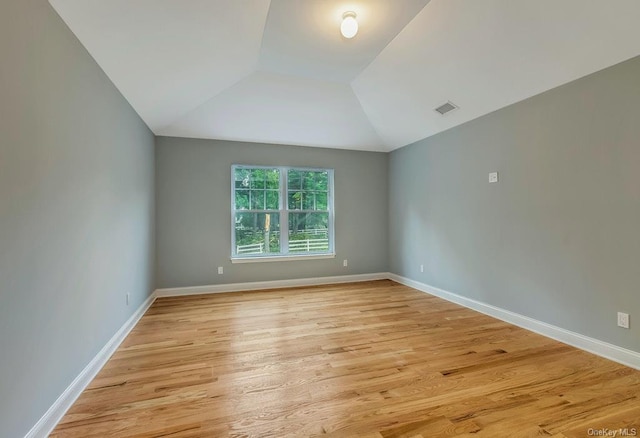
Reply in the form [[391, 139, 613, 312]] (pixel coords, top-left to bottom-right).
[[287, 170, 302, 190], [316, 192, 328, 210], [288, 191, 302, 210], [288, 212, 329, 253], [315, 171, 328, 191], [235, 168, 251, 189], [235, 212, 281, 255], [266, 169, 280, 189], [266, 190, 279, 210], [303, 171, 319, 190], [302, 193, 315, 210], [250, 190, 265, 209], [235, 190, 250, 210], [250, 169, 265, 189]]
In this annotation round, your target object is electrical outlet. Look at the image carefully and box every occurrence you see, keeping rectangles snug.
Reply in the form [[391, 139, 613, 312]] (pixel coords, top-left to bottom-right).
[[489, 172, 499, 183], [343, 259, 348, 267], [617, 312, 630, 329], [126, 293, 130, 306], [218, 266, 224, 275], [420, 264, 424, 273]]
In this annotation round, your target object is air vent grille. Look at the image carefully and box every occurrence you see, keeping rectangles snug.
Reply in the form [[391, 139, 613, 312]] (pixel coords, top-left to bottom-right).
[[435, 101, 458, 115]]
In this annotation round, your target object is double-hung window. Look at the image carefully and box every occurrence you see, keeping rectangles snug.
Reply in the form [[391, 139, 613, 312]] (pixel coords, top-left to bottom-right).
[[231, 165, 334, 261]]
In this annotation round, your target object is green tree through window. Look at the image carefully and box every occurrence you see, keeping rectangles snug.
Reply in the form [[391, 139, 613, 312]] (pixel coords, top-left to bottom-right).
[[232, 165, 334, 258]]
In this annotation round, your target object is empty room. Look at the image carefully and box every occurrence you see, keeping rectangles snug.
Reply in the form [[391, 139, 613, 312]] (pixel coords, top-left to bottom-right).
[[2, 0, 640, 437]]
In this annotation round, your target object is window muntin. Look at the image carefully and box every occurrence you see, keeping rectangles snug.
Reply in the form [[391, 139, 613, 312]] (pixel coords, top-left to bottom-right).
[[232, 165, 334, 259]]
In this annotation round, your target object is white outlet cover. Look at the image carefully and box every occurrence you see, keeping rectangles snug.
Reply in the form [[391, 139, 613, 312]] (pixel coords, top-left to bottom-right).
[[617, 312, 630, 329], [218, 266, 224, 275], [489, 172, 499, 183]]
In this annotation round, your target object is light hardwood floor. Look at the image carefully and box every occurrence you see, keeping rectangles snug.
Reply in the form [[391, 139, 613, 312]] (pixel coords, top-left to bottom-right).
[[51, 280, 640, 437]]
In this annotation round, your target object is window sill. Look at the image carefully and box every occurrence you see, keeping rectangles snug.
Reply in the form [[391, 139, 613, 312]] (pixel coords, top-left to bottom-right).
[[231, 253, 336, 264]]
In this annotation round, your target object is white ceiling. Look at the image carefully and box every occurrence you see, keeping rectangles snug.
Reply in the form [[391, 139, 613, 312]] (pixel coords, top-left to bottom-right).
[[257, 0, 430, 83], [49, 0, 640, 152]]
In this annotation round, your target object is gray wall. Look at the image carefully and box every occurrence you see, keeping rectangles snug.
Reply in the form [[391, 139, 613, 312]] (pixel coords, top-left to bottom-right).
[[156, 137, 388, 288], [0, 1, 155, 437], [390, 56, 640, 352]]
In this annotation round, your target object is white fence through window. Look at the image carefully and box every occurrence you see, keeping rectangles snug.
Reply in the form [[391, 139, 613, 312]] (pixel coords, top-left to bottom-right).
[[288, 238, 329, 252], [236, 242, 264, 254], [236, 238, 328, 255]]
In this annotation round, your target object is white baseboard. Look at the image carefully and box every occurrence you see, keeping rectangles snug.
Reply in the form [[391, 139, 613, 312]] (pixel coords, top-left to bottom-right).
[[388, 273, 640, 371], [25, 291, 157, 438], [155, 272, 389, 297]]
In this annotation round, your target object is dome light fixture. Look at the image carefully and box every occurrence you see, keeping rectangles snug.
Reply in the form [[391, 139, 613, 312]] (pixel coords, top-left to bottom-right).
[[340, 11, 358, 39]]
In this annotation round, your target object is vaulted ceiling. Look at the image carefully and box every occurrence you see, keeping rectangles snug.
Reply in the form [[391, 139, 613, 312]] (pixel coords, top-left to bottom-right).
[[49, 0, 640, 152]]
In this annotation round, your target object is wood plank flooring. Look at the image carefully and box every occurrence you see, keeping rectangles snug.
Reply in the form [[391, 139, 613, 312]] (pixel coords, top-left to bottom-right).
[[51, 280, 640, 437]]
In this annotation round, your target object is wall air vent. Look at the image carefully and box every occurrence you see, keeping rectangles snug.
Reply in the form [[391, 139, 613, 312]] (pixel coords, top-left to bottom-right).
[[434, 101, 458, 115]]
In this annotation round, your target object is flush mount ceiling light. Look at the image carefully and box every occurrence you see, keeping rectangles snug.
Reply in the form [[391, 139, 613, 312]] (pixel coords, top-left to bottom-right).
[[340, 11, 358, 39]]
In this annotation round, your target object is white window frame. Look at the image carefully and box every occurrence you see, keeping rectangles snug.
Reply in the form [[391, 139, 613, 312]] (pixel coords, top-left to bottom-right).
[[231, 165, 335, 263]]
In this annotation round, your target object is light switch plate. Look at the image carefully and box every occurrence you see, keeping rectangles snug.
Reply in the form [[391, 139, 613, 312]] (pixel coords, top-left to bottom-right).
[[489, 172, 499, 183]]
